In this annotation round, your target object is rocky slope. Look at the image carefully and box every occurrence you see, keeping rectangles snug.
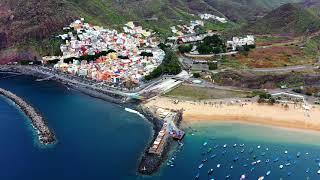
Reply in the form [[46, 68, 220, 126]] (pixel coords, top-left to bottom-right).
[[241, 3, 320, 36]]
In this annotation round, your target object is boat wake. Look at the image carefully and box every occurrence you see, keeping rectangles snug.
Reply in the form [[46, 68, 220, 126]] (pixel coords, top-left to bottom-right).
[[125, 108, 146, 119]]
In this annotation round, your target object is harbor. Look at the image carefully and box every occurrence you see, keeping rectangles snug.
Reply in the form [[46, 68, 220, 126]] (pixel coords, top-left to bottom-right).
[[138, 106, 184, 175], [0, 88, 55, 144]]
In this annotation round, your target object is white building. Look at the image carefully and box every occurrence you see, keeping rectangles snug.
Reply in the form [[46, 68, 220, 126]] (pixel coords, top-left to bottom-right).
[[227, 35, 255, 51]]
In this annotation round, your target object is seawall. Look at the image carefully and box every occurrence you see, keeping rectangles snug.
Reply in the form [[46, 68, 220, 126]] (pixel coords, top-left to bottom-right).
[[0, 88, 55, 144]]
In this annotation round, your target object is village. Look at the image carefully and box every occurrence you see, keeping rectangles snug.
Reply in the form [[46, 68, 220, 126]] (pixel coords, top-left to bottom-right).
[[38, 15, 256, 91], [43, 19, 165, 88]]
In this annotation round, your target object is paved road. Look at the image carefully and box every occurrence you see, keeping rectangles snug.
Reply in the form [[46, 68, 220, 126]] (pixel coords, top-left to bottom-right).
[[249, 65, 316, 73]]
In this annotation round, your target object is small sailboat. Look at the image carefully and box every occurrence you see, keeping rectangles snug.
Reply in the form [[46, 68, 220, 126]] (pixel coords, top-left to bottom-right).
[[306, 168, 310, 173], [223, 144, 227, 148], [285, 163, 291, 166], [240, 144, 245, 147], [233, 157, 239, 162], [233, 144, 237, 147], [240, 174, 246, 180], [285, 150, 288, 154], [266, 171, 271, 176], [257, 160, 261, 164], [198, 163, 204, 169], [208, 169, 214, 175], [257, 145, 261, 149], [217, 164, 221, 168], [258, 176, 264, 180], [279, 165, 284, 169], [195, 172, 200, 179], [225, 175, 231, 179], [297, 152, 301, 158], [265, 159, 270, 163], [230, 166, 233, 169], [253, 155, 257, 159], [317, 170, 320, 174]]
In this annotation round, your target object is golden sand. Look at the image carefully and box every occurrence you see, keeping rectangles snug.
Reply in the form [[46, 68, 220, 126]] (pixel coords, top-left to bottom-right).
[[144, 97, 320, 132]]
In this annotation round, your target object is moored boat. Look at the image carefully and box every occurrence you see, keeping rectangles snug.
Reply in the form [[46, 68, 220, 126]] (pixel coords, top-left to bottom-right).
[[266, 170, 271, 176], [198, 163, 204, 169]]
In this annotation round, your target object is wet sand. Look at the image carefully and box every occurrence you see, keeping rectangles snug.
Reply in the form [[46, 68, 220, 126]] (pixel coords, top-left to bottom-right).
[[144, 97, 320, 132]]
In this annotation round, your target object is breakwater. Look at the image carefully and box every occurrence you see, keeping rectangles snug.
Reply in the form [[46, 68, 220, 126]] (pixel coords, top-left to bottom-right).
[[0, 88, 55, 144], [137, 106, 183, 175]]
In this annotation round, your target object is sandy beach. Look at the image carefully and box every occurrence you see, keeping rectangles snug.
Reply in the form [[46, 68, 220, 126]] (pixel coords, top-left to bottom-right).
[[144, 97, 320, 132]]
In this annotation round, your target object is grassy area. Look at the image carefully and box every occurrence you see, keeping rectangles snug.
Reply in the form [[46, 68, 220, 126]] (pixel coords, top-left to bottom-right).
[[256, 36, 292, 46], [165, 85, 252, 100], [223, 45, 317, 68]]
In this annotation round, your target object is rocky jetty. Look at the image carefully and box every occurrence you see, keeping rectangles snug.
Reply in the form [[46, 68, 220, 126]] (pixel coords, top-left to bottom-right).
[[0, 88, 55, 144]]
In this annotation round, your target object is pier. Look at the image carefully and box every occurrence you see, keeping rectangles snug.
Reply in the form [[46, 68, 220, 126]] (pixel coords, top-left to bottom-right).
[[0, 88, 55, 144], [138, 106, 184, 175]]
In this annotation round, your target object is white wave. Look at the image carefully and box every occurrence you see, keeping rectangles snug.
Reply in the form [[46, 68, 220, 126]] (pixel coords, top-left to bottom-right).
[[125, 108, 146, 119]]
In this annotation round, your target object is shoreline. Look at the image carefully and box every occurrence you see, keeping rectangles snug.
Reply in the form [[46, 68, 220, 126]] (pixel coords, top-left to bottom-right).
[[0, 88, 56, 144], [0, 65, 178, 175], [145, 97, 320, 133]]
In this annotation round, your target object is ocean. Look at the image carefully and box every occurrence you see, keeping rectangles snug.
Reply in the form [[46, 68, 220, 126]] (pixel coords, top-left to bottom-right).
[[1, 74, 320, 180]]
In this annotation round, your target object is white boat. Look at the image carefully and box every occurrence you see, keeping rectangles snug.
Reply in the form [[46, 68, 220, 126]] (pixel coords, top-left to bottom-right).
[[257, 145, 261, 149], [285, 150, 288, 154], [266, 171, 271, 176], [279, 165, 284, 169], [217, 164, 221, 168], [317, 170, 320, 174], [223, 144, 227, 148], [198, 163, 204, 169], [203, 142, 208, 146], [258, 176, 264, 180], [240, 174, 246, 180], [285, 163, 291, 166]]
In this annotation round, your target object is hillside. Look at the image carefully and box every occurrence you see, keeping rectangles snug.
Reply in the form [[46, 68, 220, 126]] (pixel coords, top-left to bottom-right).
[[241, 3, 320, 36], [204, 0, 302, 22], [0, 0, 303, 63]]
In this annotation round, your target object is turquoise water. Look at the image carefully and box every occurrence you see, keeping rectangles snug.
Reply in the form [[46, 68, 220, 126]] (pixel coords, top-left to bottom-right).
[[2, 74, 320, 179]]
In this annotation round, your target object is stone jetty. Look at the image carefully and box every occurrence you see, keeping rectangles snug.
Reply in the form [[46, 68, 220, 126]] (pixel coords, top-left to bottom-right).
[[0, 88, 55, 144]]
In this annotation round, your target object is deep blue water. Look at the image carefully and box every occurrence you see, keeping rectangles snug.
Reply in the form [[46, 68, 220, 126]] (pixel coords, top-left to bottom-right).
[[2, 74, 320, 180]]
